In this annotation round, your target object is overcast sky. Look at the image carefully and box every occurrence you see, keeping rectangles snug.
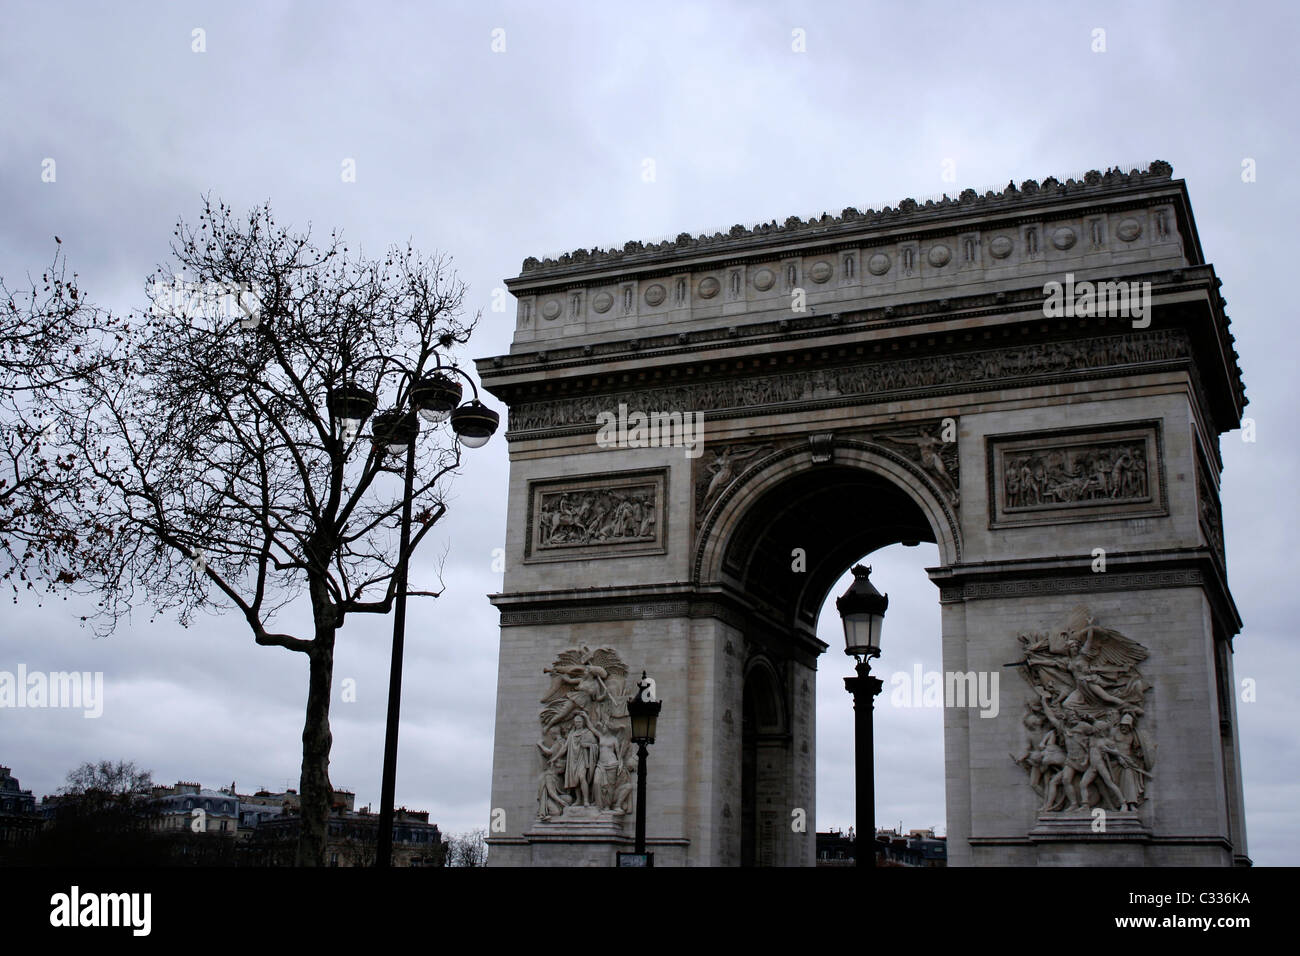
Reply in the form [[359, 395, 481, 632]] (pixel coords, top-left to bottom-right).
[[1, 1, 1296, 865]]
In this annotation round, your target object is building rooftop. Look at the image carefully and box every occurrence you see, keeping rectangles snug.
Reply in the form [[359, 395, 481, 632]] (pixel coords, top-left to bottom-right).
[[515, 161, 1174, 279]]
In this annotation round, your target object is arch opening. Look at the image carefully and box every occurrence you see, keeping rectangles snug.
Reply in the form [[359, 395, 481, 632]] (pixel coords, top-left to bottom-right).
[[717, 460, 940, 634], [705, 451, 952, 866], [813, 545, 947, 861]]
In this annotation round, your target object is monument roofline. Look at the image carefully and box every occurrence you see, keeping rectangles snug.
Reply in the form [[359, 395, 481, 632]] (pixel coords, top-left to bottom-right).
[[507, 161, 1189, 287]]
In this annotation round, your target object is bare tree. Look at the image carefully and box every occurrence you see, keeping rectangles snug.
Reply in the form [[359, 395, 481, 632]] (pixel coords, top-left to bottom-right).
[[39, 759, 156, 859], [58, 198, 490, 865], [61, 758, 154, 800], [445, 828, 488, 867], [0, 243, 121, 597]]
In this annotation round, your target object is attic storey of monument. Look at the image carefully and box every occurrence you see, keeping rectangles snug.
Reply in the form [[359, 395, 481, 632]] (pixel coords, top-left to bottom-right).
[[478, 161, 1247, 867]]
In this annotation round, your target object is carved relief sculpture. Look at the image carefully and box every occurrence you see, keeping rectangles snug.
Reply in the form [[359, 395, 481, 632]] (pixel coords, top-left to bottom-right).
[[1003, 439, 1147, 509], [695, 443, 775, 522], [528, 470, 667, 561], [878, 425, 959, 506], [1197, 455, 1225, 560], [537, 646, 636, 821], [538, 486, 657, 547], [691, 422, 960, 524], [508, 330, 1190, 433], [988, 421, 1165, 528], [1008, 606, 1154, 812]]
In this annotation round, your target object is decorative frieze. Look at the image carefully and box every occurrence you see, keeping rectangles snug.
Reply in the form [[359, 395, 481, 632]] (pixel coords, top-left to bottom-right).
[[507, 329, 1191, 433], [526, 469, 667, 562], [986, 421, 1166, 528]]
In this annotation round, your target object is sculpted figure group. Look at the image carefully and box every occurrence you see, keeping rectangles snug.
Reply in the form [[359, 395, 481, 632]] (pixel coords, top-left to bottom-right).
[[538, 488, 657, 548], [536, 646, 638, 821], [1010, 606, 1156, 812], [1005, 442, 1148, 509]]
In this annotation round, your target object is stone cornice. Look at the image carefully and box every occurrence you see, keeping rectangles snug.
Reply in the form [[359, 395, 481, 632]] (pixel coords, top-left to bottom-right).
[[481, 265, 1214, 384], [511, 162, 1179, 284], [489, 583, 828, 662], [928, 547, 1242, 637]]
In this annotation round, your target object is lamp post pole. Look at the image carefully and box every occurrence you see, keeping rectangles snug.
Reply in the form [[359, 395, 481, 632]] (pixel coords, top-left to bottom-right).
[[844, 661, 883, 868], [620, 671, 661, 867], [836, 564, 889, 870], [375, 435, 416, 869], [363, 364, 499, 868], [634, 739, 649, 854]]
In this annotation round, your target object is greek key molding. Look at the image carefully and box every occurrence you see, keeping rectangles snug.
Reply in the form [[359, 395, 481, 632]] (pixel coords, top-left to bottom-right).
[[939, 569, 1203, 603], [500, 601, 692, 627]]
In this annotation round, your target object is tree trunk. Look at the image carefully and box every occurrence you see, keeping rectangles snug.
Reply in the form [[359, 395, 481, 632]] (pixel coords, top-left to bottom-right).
[[296, 630, 336, 866]]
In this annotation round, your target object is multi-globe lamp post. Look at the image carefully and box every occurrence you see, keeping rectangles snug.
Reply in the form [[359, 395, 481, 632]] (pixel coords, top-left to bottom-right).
[[328, 366, 499, 867], [836, 564, 889, 869]]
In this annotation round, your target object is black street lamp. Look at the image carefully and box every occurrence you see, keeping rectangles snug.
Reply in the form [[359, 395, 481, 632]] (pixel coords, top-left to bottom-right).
[[836, 564, 888, 869], [620, 672, 662, 867], [327, 384, 378, 442], [330, 362, 499, 868]]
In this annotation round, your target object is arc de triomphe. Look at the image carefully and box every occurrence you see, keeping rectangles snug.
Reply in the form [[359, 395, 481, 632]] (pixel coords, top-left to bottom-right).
[[476, 161, 1249, 866]]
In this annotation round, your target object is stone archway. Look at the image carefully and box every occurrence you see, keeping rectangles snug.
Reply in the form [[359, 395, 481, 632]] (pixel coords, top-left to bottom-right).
[[699, 442, 953, 866], [694, 439, 960, 622], [480, 162, 1249, 867]]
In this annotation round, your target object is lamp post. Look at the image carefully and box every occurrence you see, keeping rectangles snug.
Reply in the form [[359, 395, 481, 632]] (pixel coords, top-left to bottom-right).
[[331, 364, 499, 867], [836, 564, 888, 869], [620, 672, 662, 867]]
